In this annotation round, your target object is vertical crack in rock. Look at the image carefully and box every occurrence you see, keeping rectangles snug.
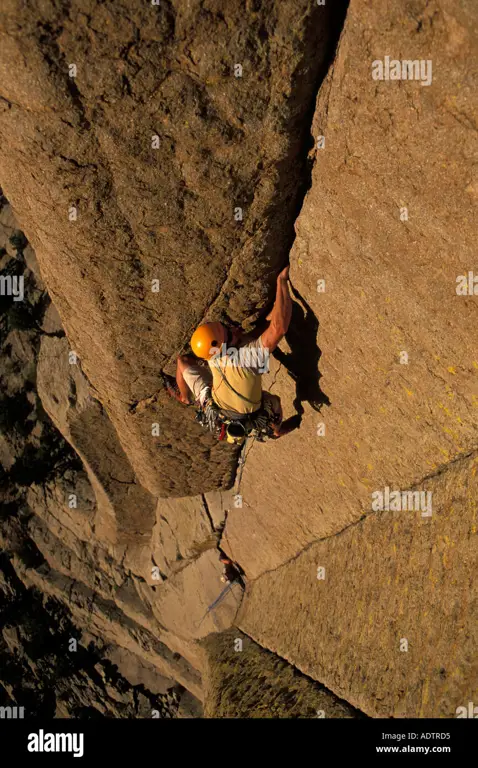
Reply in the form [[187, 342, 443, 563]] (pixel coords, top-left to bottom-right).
[[204, 1, 351, 330], [224, 0, 350, 495], [200, 494, 216, 534], [281, 1, 351, 243], [0, 0, 352, 497]]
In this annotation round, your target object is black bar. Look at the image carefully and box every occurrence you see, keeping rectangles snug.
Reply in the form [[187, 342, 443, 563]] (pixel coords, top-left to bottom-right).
[[0, 718, 476, 761]]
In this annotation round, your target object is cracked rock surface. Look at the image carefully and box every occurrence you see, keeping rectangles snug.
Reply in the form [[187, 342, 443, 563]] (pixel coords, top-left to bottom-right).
[[221, 0, 478, 579], [1, 0, 477, 719], [0, 0, 341, 497], [222, 0, 478, 717]]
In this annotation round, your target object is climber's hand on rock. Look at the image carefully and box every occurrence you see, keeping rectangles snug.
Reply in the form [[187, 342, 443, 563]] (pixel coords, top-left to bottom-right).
[[278, 265, 290, 282]]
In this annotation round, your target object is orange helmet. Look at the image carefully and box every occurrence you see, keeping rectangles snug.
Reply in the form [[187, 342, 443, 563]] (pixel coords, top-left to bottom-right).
[[190, 322, 227, 359]]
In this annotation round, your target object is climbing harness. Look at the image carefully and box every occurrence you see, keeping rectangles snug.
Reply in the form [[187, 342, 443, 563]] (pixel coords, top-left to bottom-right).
[[162, 360, 277, 444], [195, 388, 276, 445], [194, 356, 277, 445]]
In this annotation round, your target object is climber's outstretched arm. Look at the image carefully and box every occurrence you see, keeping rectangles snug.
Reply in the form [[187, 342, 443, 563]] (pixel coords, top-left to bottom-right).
[[261, 266, 292, 352]]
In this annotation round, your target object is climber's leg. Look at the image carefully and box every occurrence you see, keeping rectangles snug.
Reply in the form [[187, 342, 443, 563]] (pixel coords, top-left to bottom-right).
[[262, 391, 283, 436], [176, 355, 212, 405]]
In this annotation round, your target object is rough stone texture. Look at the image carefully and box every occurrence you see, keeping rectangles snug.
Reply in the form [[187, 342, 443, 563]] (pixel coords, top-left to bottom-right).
[[4, 527, 205, 701], [37, 333, 157, 547], [151, 495, 218, 578], [103, 646, 175, 696], [20, 469, 240, 693], [222, 0, 478, 578], [1, 0, 478, 721], [0, 206, 207, 710], [0, 203, 74, 490], [0, 0, 342, 496], [0, 558, 185, 719], [201, 629, 360, 718], [203, 490, 231, 531], [152, 549, 243, 640], [177, 688, 204, 719], [238, 452, 478, 717]]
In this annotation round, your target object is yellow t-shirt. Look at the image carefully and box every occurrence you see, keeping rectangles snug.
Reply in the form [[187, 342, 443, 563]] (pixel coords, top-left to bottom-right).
[[208, 337, 269, 414]]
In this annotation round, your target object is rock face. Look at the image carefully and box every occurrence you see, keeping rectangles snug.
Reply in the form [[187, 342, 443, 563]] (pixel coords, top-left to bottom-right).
[[0, 555, 184, 719], [151, 549, 243, 640], [151, 496, 218, 578], [1, 0, 477, 720], [238, 452, 478, 717], [201, 629, 360, 718], [37, 333, 157, 546], [0, 0, 345, 497], [219, 0, 478, 716], [0, 201, 207, 712], [222, 0, 478, 578]]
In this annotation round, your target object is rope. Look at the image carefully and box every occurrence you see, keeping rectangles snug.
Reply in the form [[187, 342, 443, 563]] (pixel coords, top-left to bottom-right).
[[196, 579, 239, 629], [234, 435, 255, 496], [209, 357, 262, 408]]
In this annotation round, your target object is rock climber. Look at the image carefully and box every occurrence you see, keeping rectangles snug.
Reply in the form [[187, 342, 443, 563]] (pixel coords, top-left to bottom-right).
[[175, 265, 293, 440], [219, 554, 239, 584]]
